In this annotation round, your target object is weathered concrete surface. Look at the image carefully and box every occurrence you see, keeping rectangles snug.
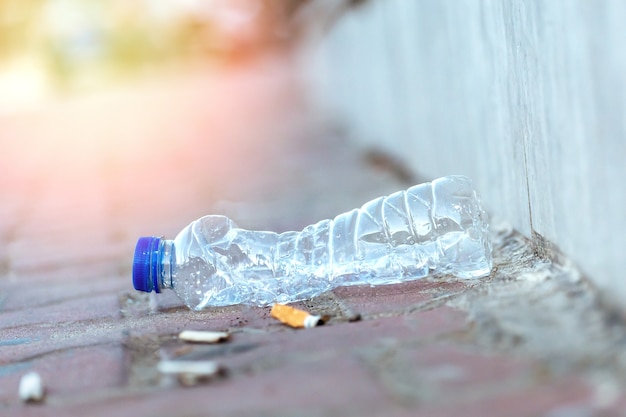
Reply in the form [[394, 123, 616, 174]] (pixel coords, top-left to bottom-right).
[[303, 0, 626, 312], [1, 53, 626, 416]]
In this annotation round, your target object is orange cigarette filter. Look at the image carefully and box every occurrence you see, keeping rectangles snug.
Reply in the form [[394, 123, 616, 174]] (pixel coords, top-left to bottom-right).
[[270, 304, 321, 329]]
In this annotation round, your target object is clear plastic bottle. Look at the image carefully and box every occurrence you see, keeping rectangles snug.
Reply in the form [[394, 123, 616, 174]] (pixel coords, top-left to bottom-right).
[[132, 175, 492, 310]]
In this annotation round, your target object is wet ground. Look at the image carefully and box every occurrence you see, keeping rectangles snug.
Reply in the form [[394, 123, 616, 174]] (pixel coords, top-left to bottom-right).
[[1, 54, 626, 417]]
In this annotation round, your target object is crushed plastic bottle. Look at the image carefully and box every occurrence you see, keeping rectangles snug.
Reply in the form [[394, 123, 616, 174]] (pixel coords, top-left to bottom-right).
[[132, 175, 492, 310]]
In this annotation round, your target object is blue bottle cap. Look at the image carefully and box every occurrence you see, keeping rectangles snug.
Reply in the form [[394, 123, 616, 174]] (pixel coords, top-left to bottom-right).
[[133, 237, 162, 293]]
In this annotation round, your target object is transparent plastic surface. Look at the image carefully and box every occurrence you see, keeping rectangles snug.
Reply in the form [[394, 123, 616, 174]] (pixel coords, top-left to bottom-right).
[[163, 175, 491, 310]]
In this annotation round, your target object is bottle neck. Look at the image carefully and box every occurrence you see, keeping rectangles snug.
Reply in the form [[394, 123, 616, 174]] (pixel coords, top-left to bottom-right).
[[158, 240, 175, 291]]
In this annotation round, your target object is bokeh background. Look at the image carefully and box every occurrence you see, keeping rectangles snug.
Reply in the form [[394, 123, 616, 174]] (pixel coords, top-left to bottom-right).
[[0, 0, 396, 293], [0, 0, 301, 102]]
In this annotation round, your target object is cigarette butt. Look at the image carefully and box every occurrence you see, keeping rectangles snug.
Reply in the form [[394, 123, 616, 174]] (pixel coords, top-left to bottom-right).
[[270, 304, 321, 329], [157, 360, 224, 386], [178, 330, 230, 343], [158, 360, 220, 376], [19, 372, 45, 403]]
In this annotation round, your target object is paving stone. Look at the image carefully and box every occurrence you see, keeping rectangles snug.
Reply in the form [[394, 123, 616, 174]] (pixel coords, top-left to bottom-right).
[[333, 278, 471, 318], [0, 293, 121, 330], [0, 344, 125, 406]]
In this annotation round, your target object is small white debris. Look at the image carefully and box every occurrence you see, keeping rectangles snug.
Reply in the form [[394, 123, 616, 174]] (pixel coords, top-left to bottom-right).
[[19, 371, 45, 403], [158, 360, 223, 386], [158, 360, 220, 375], [178, 330, 230, 344]]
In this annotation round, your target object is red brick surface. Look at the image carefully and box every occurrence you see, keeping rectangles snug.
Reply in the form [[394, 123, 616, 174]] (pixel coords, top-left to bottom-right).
[[0, 55, 622, 416]]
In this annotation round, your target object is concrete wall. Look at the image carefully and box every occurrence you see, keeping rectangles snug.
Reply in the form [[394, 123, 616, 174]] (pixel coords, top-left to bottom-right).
[[303, 0, 626, 310]]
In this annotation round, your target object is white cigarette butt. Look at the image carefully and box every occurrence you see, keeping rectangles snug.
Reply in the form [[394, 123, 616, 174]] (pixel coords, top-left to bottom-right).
[[158, 360, 223, 386], [178, 330, 230, 343], [19, 372, 45, 403], [157, 360, 220, 376]]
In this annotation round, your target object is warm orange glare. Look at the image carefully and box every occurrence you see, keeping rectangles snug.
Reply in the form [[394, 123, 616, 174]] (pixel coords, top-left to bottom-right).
[[1, 59, 301, 197], [0, 0, 311, 289]]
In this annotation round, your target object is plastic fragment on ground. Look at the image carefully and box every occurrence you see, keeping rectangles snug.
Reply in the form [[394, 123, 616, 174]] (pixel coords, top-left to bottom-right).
[[178, 330, 230, 343], [157, 360, 223, 386], [270, 304, 322, 328], [19, 372, 45, 403]]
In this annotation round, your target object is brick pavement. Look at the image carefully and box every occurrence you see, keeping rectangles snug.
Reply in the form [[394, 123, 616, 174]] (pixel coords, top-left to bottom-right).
[[1, 54, 626, 417]]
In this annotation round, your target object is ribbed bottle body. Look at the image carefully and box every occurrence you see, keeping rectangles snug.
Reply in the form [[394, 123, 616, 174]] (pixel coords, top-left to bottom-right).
[[168, 176, 491, 310]]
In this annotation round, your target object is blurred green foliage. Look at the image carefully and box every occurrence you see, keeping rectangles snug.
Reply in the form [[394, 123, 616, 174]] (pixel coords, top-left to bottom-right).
[[0, 0, 299, 91]]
